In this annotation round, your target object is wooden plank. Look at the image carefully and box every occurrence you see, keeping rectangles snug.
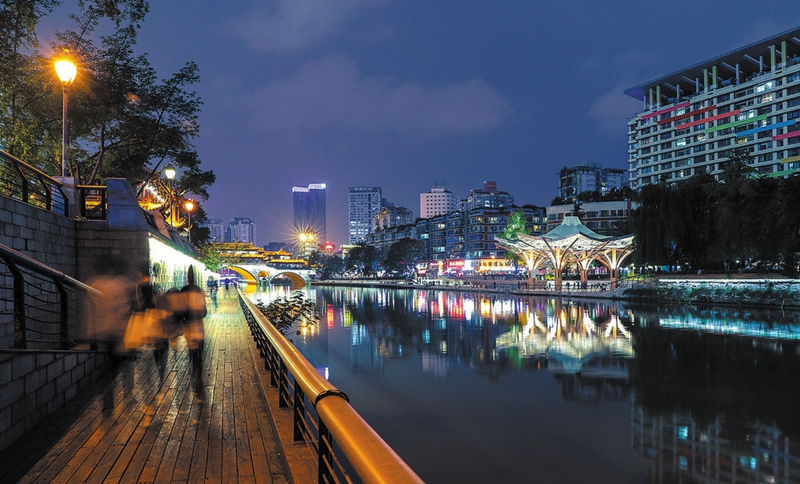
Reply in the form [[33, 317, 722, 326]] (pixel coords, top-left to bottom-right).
[[5, 290, 296, 483]]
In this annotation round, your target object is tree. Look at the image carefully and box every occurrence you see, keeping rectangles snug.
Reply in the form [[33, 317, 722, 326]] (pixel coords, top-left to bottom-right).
[[713, 148, 756, 270], [308, 250, 345, 279], [346, 243, 381, 278], [0, 0, 60, 160], [383, 238, 423, 278], [498, 209, 530, 240], [197, 242, 236, 272], [255, 292, 319, 335], [0, 1, 215, 203]]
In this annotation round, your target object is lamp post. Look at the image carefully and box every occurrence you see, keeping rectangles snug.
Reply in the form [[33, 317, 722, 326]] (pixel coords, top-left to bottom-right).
[[163, 163, 176, 226], [55, 58, 77, 178], [184, 199, 195, 243]]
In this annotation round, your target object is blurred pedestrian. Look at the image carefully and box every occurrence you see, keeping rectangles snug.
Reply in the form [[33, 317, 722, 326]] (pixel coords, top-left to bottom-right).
[[182, 266, 207, 398], [131, 264, 167, 377], [89, 257, 134, 360]]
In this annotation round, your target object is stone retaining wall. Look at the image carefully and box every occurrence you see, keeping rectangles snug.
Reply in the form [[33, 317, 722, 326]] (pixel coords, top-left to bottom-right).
[[0, 349, 111, 451]]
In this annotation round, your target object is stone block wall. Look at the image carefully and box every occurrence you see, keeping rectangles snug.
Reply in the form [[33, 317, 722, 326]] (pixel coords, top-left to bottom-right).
[[0, 194, 77, 275], [0, 349, 110, 451], [0, 178, 152, 452]]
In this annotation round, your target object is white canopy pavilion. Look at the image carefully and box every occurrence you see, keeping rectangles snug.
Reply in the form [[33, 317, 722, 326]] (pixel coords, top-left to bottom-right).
[[496, 216, 635, 290]]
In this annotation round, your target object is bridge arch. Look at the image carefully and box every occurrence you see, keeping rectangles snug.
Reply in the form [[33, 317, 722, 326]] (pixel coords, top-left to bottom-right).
[[227, 264, 314, 286]]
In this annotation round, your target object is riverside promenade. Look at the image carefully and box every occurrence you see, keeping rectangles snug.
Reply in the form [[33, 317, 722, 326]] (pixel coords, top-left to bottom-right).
[[0, 289, 315, 483]]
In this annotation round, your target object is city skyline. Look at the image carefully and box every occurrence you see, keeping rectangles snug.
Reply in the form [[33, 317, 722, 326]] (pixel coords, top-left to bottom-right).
[[38, 2, 800, 246]]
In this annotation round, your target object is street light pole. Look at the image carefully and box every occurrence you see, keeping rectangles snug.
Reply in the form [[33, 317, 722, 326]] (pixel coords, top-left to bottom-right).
[[163, 163, 176, 226], [184, 199, 195, 243], [55, 58, 77, 178]]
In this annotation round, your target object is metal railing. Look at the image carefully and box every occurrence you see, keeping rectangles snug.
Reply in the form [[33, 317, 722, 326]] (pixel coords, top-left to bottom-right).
[[238, 292, 424, 484], [0, 243, 98, 349], [0, 150, 68, 216], [77, 185, 107, 220]]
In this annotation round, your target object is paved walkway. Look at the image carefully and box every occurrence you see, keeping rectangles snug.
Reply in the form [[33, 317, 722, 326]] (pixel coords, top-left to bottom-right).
[[0, 289, 302, 483]]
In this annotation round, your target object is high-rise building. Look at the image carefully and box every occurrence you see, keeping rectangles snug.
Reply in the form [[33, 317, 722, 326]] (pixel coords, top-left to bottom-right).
[[557, 163, 626, 201], [420, 185, 458, 219], [459, 181, 514, 211], [293, 183, 327, 243], [625, 26, 800, 190], [205, 218, 224, 242], [374, 205, 414, 231], [227, 217, 256, 244], [348, 187, 382, 244]]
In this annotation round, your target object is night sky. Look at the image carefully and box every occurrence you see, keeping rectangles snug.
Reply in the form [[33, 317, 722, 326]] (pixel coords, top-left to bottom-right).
[[40, 1, 800, 246]]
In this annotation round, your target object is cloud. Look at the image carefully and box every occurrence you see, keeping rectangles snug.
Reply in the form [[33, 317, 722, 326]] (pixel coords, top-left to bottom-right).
[[224, 0, 387, 54], [587, 81, 642, 133], [237, 54, 513, 134]]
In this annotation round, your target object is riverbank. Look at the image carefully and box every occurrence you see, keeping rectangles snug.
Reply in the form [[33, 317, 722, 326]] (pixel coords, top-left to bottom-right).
[[312, 274, 800, 310]]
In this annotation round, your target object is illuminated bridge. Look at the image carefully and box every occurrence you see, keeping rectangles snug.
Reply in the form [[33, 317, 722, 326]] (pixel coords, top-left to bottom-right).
[[227, 262, 315, 286]]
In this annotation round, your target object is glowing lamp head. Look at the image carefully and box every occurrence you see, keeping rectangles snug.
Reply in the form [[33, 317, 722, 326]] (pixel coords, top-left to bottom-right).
[[163, 163, 176, 180], [55, 59, 77, 86], [184, 200, 195, 212]]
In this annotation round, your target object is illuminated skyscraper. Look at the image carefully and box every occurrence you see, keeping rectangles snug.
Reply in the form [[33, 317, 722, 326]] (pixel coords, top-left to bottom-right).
[[292, 183, 327, 243], [348, 186, 382, 244]]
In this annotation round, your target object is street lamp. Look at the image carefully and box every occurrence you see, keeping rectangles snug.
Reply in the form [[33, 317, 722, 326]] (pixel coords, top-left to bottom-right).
[[55, 57, 77, 178], [163, 163, 176, 226], [184, 199, 195, 243]]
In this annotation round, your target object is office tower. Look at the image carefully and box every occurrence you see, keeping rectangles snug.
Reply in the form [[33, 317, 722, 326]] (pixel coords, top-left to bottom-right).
[[626, 26, 800, 190], [205, 219, 224, 242], [347, 187, 382, 244], [227, 217, 256, 244], [459, 181, 514, 211], [420, 185, 458, 219], [557, 163, 626, 201], [293, 183, 327, 243]]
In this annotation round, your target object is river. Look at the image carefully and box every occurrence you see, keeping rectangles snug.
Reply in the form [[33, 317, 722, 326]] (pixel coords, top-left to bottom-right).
[[250, 285, 800, 484]]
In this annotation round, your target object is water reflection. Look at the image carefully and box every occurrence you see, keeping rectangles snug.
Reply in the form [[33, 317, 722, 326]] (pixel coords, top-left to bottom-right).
[[250, 286, 800, 484]]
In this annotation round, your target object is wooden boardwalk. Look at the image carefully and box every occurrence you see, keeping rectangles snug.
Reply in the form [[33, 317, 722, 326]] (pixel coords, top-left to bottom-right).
[[0, 289, 305, 483]]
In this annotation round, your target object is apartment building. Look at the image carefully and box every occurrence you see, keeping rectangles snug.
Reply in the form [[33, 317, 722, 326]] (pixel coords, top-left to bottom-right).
[[625, 26, 800, 188]]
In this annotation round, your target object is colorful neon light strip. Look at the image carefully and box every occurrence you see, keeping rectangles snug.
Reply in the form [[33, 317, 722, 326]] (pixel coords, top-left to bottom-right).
[[772, 128, 800, 141], [736, 120, 796, 138], [680, 110, 740, 130], [641, 101, 691, 120], [658, 105, 716, 125]]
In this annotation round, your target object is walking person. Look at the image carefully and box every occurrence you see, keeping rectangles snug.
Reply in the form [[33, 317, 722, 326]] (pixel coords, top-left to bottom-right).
[[131, 264, 167, 378], [89, 257, 134, 362], [182, 266, 207, 399]]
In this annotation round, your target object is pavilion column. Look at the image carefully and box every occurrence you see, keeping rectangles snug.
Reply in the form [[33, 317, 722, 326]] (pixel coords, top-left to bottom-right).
[[610, 267, 619, 288], [579, 268, 588, 288]]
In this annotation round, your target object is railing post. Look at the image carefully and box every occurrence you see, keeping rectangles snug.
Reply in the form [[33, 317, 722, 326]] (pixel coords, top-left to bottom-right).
[[318, 419, 333, 483], [293, 386, 305, 442], [6, 259, 27, 349], [278, 359, 290, 408], [54, 279, 69, 349]]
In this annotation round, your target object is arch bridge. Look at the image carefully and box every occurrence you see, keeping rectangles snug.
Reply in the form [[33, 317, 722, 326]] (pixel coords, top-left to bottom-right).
[[227, 264, 314, 286]]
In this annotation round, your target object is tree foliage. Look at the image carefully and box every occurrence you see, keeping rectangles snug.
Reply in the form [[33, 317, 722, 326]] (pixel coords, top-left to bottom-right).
[[497, 209, 530, 240], [255, 292, 319, 335], [346, 243, 380, 277], [631, 148, 800, 275], [383, 238, 423, 278], [0, 0, 214, 201]]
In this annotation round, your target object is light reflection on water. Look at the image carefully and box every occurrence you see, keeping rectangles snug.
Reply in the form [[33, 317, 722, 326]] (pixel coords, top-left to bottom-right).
[[250, 285, 800, 484]]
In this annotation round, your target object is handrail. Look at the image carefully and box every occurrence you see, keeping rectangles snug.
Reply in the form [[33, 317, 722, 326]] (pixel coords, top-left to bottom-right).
[[0, 243, 99, 295], [0, 242, 97, 349], [0, 149, 68, 216], [238, 292, 424, 484]]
